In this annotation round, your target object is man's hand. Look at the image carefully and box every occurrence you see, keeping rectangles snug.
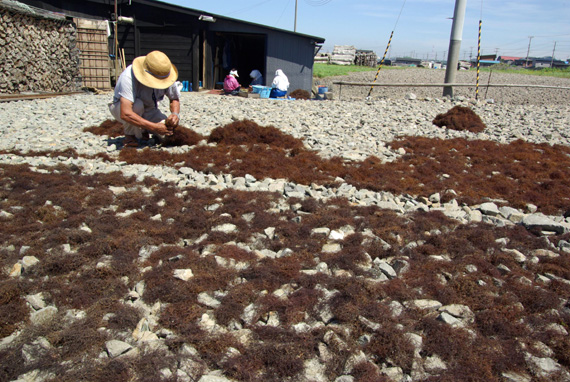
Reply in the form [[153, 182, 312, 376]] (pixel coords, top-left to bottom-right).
[[165, 114, 179, 129], [152, 121, 174, 136]]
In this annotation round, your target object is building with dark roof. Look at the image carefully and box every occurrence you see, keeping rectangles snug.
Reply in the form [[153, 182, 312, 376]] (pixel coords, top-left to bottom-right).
[[16, 0, 325, 92]]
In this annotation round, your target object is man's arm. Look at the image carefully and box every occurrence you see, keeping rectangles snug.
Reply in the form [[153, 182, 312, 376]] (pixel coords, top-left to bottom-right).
[[165, 98, 180, 128], [119, 97, 173, 135]]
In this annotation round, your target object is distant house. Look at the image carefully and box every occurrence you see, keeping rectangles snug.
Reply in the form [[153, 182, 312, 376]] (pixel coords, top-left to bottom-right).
[[392, 57, 422, 67], [498, 56, 521, 65], [470, 59, 500, 67], [513, 57, 569, 69]]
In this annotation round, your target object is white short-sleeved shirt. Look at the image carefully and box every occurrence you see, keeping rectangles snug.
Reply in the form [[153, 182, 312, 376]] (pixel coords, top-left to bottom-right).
[[112, 65, 180, 110]]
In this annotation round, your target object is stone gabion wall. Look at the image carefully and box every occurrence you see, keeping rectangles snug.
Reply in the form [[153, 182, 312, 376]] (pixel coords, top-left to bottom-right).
[[0, 8, 82, 94]]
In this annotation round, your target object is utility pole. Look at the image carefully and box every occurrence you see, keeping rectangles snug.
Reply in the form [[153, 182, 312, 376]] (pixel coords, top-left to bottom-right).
[[494, 48, 499, 60], [294, 0, 298, 32], [551, 41, 557, 67], [443, 0, 467, 98], [525, 36, 534, 68]]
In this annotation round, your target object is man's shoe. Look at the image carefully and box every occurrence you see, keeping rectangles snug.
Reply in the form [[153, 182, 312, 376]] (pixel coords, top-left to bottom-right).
[[123, 135, 139, 148]]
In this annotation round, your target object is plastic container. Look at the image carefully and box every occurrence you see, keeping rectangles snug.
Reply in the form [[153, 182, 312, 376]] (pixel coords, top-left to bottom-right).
[[259, 86, 272, 99], [318, 86, 328, 94], [252, 85, 264, 94]]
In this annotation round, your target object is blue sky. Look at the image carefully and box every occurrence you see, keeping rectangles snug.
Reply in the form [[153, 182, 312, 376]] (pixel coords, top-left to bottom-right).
[[167, 0, 570, 61]]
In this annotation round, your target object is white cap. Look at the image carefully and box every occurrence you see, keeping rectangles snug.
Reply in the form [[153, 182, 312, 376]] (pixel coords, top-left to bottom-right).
[[230, 69, 239, 77]]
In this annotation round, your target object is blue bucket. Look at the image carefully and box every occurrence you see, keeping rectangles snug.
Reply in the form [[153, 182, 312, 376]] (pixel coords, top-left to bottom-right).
[[318, 86, 328, 94], [252, 85, 264, 94], [259, 87, 272, 99]]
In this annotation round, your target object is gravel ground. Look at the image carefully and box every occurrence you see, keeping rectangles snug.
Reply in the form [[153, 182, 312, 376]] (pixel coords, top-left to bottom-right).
[[2, 69, 569, 167], [317, 67, 570, 106], [2, 69, 570, 382]]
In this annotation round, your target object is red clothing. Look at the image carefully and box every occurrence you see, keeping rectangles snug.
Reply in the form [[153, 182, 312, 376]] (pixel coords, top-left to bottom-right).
[[223, 75, 240, 93]]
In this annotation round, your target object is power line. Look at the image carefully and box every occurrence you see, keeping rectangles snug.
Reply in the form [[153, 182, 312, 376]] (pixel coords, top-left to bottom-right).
[[275, 0, 291, 26], [226, 0, 276, 16], [303, 0, 332, 5]]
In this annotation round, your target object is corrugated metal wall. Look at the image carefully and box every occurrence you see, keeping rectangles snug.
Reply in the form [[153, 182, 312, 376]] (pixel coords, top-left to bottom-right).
[[266, 32, 316, 93]]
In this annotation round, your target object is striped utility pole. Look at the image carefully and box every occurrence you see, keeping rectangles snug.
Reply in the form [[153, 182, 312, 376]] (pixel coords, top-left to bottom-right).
[[475, 19, 482, 100], [367, 31, 394, 98], [443, 0, 467, 98]]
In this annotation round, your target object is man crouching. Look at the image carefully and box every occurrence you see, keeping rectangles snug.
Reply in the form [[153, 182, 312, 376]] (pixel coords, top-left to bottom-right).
[[109, 50, 180, 148]]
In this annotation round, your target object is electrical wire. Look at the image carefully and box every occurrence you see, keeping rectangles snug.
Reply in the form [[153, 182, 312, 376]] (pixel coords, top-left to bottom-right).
[[367, 0, 407, 98], [226, 0, 275, 16], [392, 0, 407, 32], [275, 0, 292, 26], [304, 0, 333, 6]]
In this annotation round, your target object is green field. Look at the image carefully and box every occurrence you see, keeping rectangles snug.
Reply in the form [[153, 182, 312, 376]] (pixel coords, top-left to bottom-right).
[[313, 62, 570, 79], [476, 65, 570, 78], [313, 63, 397, 78]]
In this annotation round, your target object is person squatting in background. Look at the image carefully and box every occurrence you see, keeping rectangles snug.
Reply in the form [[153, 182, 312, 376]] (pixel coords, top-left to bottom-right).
[[269, 69, 289, 98], [270, 69, 289, 98], [249, 69, 264, 86], [109, 50, 180, 148], [223, 69, 241, 95]]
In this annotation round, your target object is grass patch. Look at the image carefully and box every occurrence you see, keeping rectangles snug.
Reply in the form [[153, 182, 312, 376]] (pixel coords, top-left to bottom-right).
[[313, 63, 399, 78], [475, 65, 570, 79]]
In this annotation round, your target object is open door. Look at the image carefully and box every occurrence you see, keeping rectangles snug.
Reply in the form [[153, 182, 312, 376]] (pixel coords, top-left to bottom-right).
[[208, 32, 266, 89]]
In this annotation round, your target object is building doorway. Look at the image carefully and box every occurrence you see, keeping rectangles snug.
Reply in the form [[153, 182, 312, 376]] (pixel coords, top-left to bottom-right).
[[211, 32, 266, 88]]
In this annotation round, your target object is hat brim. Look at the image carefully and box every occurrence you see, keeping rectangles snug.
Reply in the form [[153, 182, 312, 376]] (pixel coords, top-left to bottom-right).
[[132, 56, 178, 89]]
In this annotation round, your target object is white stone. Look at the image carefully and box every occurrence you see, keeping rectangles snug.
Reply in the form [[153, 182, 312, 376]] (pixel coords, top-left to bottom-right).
[[304, 357, 328, 382], [478, 202, 500, 216], [522, 214, 568, 234], [424, 354, 447, 372], [329, 229, 345, 240], [20, 256, 40, 269], [545, 323, 568, 336], [105, 340, 133, 358], [212, 223, 238, 233], [198, 375, 234, 382], [173, 269, 194, 281], [502, 248, 527, 263], [241, 303, 258, 325], [439, 304, 474, 324], [525, 354, 561, 376], [322, 243, 341, 253], [312, 227, 331, 236], [108, 186, 127, 195], [198, 292, 221, 309], [404, 332, 423, 352], [264, 227, 276, 240], [132, 318, 150, 341], [532, 249, 559, 258], [25, 293, 47, 310], [381, 366, 404, 381], [501, 371, 531, 382], [198, 313, 219, 332], [30, 306, 58, 326], [437, 311, 462, 327], [9, 263, 22, 277], [374, 259, 397, 279], [405, 299, 442, 311]]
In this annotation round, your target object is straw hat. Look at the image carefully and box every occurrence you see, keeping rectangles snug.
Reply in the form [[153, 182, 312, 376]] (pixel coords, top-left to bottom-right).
[[132, 51, 178, 89]]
